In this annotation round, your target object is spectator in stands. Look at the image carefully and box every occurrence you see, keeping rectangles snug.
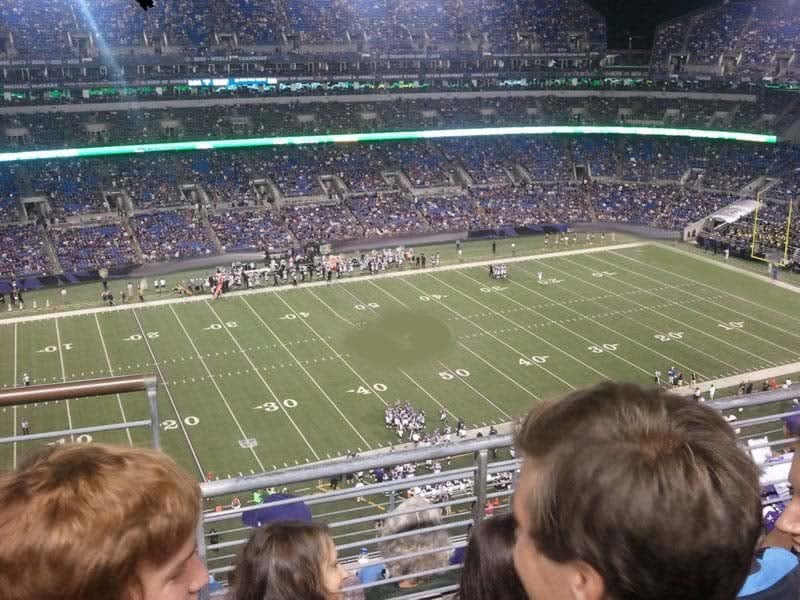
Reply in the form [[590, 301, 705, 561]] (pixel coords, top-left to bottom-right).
[[459, 513, 527, 600], [0, 443, 208, 600], [512, 381, 762, 600], [367, 496, 458, 599], [228, 521, 349, 600]]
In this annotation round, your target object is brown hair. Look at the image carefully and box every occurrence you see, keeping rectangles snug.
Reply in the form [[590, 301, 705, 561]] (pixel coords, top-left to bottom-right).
[[459, 513, 527, 600], [514, 381, 762, 600], [0, 443, 200, 600], [229, 521, 334, 600]]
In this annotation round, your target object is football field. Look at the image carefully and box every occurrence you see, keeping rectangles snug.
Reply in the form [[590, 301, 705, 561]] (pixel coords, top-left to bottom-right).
[[2, 241, 800, 481]]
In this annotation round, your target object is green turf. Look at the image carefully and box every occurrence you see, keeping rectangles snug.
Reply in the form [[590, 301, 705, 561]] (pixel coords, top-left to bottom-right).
[[3, 240, 800, 483]]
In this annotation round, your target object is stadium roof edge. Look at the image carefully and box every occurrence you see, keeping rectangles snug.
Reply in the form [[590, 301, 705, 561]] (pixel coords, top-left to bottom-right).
[[0, 126, 778, 163]]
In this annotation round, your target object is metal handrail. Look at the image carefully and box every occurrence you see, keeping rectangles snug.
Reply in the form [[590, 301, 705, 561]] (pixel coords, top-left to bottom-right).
[[0, 374, 162, 449]]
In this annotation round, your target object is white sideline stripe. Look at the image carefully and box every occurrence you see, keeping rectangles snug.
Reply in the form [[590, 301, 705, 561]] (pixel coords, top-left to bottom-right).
[[54, 318, 74, 442], [170, 304, 267, 470], [0, 242, 646, 327], [94, 314, 133, 446], [272, 293, 391, 408], [661, 244, 800, 323], [397, 276, 579, 389], [236, 296, 373, 451], [612, 248, 800, 338], [526, 257, 743, 375], [426, 273, 610, 384], [204, 299, 320, 461], [682, 362, 800, 396], [456, 269, 653, 378], [132, 308, 206, 478], [510, 263, 709, 379], [12, 322, 17, 467], [365, 278, 540, 404], [589, 253, 793, 358], [561, 255, 778, 368]]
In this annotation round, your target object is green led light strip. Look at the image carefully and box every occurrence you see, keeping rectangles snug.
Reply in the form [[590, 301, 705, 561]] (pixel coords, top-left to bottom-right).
[[0, 126, 777, 163]]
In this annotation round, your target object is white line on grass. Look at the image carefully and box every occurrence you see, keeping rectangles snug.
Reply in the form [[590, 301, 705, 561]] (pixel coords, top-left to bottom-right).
[[436, 361, 512, 419], [586, 253, 792, 358], [560, 256, 778, 368], [203, 300, 320, 461], [12, 322, 17, 467], [522, 259, 742, 376], [305, 288, 357, 326], [397, 369, 459, 420], [236, 297, 373, 451], [456, 270, 653, 379], [648, 244, 800, 325], [493, 265, 707, 379], [170, 304, 270, 469], [336, 280, 512, 420], [0, 242, 646, 326], [424, 273, 612, 383], [268, 293, 391, 407], [395, 276, 578, 389], [94, 314, 133, 446], [132, 309, 206, 478], [365, 279, 540, 403], [54, 318, 74, 442], [605, 250, 800, 341]]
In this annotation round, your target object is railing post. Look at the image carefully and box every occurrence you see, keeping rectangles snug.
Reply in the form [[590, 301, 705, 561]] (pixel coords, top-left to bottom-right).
[[473, 449, 488, 525], [146, 377, 161, 450], [389, 489, 397, 511], [197, 503, 210, 600]]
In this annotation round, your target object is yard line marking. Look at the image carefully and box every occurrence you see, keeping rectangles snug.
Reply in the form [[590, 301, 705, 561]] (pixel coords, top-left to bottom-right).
[[437, 361, 511, 419], [647, 244, 800, 326], [132, 309, 206, 479], [202, 301, 320, 461], [560, 256, 777, 368], [457, 270, 653, 378], [364, 279, 540, 403], [603, 250, 800, 342], [305, 288, 355, 326], [398, 369, 459, 420], [334, 281, 481, 418], [532, 258, 745, 374], [584, 254, 788, 360], [0, 242, 646, 327], [457, 342, 540, 401], [54, 318, 74, 442], [271, 294, 390, 408], [12, 322, 17, 467], [170, 305, 267, 470], [498, 265, 708, 379], [94, 314, 133, 446], [425, 273, 607, 386], [398, 276, 580, 389], [237, 298, 373, 451]]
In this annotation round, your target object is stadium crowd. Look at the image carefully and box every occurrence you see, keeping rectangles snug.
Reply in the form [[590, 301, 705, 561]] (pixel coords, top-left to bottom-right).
[[1, 132, 798, 276]]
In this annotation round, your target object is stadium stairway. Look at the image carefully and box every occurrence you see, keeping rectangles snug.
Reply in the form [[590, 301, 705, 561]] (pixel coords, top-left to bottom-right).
[[41, 228, 62, 275], [199, 207, 225, 255], [121, 218, 146, 264]]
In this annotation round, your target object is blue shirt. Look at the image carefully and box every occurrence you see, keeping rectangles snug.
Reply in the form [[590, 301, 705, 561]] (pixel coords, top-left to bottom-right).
[[738, 547, 800, 599]]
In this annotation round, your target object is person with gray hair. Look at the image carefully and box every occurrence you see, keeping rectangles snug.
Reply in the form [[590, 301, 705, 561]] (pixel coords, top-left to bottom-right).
[[366, 496, 459, 600]]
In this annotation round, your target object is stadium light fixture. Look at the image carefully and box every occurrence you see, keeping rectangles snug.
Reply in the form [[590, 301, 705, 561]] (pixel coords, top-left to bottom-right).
[[0, 126, 777, 163]]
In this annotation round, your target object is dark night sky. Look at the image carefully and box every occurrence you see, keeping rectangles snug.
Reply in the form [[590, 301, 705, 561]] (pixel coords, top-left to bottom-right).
[[584, 0, 715, 49]]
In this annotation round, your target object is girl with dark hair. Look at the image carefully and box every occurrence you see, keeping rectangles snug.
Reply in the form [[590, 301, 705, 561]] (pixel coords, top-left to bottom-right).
[[459, 513, 528, 600], [228, 521, 349, 600]]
